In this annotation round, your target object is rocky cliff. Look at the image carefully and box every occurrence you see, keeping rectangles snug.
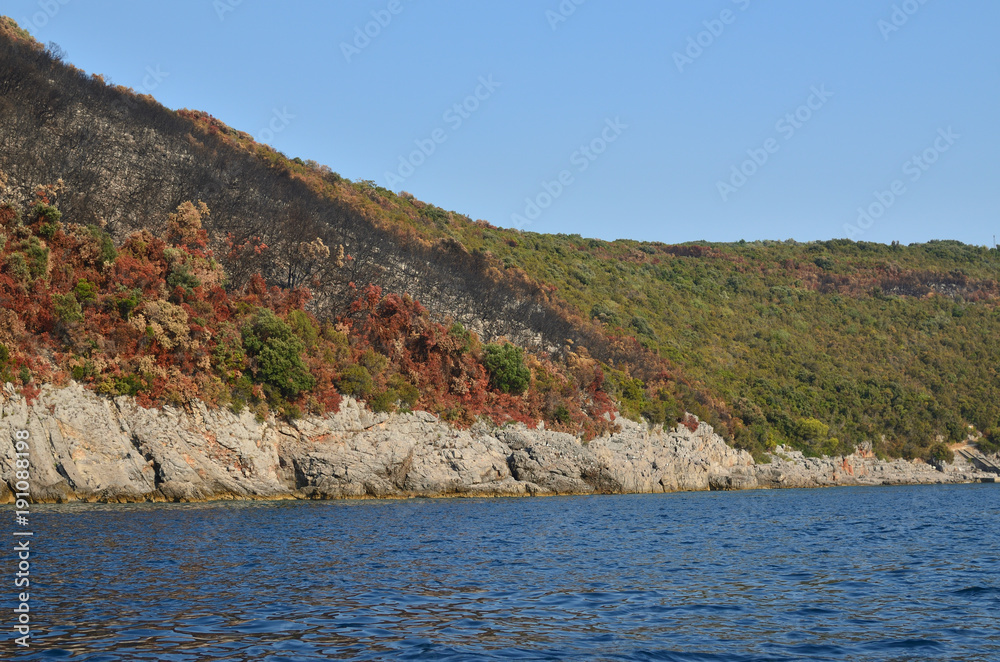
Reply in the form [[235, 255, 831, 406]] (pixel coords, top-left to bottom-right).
[[0, 383, 990, 504]]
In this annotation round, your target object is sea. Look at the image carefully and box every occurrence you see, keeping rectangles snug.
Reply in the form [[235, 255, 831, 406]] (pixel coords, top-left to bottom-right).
[[4, 484, 999, 661]]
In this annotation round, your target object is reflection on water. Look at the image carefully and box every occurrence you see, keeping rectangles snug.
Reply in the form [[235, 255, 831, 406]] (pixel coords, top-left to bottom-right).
[[7, 485, 1000, 660]]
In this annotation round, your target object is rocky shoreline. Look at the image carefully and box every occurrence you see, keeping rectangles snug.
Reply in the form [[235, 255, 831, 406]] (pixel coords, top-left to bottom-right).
[[0, 382, 994, 504]]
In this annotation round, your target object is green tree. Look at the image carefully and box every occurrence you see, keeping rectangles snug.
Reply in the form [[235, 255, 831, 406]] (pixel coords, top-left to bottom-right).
[[87, 225, 117, 264], [287, 309, 319, 348], [241, 309, 315, 399], [30, 202, 61, 224], [482, 343, 530, 395], [53, 293, 83, 324], [927, 443, 955, 464], [448, 322, 474, 353], [979, 429, 1000, 455], [73, 280, 98, 304], [338, 364, 374, 399], [166, 262, 201, 296], [796, 418, 830, 441]]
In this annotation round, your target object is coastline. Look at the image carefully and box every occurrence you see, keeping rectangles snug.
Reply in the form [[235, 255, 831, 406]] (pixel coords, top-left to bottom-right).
[[1, 382, 994, 505]]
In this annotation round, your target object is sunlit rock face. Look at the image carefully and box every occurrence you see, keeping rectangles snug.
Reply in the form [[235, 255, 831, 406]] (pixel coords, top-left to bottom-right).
[[0, 383, 988, 504]]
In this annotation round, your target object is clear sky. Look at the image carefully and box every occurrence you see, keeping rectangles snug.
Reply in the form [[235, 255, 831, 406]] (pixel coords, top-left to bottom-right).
[[6, 0, 999, 246]]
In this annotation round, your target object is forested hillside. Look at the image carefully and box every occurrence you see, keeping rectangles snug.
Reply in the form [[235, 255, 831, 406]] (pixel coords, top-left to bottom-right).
[[1, 17, 998, 460], [436, 230, 1000, 458]]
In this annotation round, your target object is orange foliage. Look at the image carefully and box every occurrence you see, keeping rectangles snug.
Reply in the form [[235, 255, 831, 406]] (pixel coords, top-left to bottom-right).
[[0, 192, 621, 437]]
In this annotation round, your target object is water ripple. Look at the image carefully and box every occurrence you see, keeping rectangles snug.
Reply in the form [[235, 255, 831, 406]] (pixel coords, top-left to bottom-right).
[[5, 484, 999, 660]]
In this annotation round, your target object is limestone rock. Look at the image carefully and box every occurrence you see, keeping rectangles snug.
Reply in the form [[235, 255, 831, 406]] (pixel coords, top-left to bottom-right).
[[0, 384, 990, 503]]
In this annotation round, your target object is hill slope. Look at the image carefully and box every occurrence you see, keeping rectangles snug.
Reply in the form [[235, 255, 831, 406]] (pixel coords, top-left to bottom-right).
[[1, 18, 998, 460]]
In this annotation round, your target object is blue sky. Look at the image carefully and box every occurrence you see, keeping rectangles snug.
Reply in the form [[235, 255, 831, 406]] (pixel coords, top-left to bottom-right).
[[7, 0, 999, 246]]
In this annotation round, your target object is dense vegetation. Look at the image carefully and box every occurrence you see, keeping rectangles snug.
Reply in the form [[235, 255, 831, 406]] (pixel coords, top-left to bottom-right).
[[0, 189, 620, 437], [434, 231, 1000, 459], [1, 17, 998, 461]]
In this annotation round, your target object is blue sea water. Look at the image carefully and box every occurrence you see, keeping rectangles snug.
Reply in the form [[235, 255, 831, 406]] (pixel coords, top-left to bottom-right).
[[4, 484, 1000, 661]]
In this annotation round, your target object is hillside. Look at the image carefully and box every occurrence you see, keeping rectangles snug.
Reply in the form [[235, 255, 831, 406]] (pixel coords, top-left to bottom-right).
[[443, 231, 1000, 458], [1, 18, 998, 461]]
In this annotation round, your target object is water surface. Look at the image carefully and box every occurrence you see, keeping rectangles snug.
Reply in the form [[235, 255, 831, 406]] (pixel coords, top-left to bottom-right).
[[6, 484, 1000, 660]]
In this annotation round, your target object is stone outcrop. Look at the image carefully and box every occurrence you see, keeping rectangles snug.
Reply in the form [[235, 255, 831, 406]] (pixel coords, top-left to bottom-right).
[[0, 383, 993, 504], [754, 446, 987, 489]]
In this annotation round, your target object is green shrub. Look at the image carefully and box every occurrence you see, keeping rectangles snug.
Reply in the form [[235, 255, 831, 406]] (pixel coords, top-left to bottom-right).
[[734, 423, 772, 458], [927, 443, 954, 464], [5, 252, 29, 282], [617, 376, 645, 403], [978, 429, 1000, 454], [225, 374, 255, 412], [551, 404, 571, 425], [97, 373, 145, 397], [73, 280, 98, 304], [24, 243, 48, 280], [87, 226, 117, 264], [572, 264, 595, 285], [640, 394, 681, 426], [591, 302, 618, 325], [818, 437, 843, 457], [368, 389, 397, 413], [71, 360, 97, 382], [287, 309, 319, 348], [813, 256, 834, 270], [229, 397, 246, 415], [390, 376, 420, 410], [166, 263, 201, 295], [53, 293, 84, 324], [371, 375, 421, 413], [944, 418, 966, 443], [338, 364, 374, 399], [31, 203, 62, 224], [448, 322, 473, 353], [630, 315, 655, 337], [795, 418, 830, 441], [115, 289, 142, 319], [212, 324, 248, 382], [322, 323, 349, 346], [359, 348, 389, 376], [38, 222, 59, 239], [241, 309, 316, 399], [9, 238, 50, 282], [482, 343, 530, 395]]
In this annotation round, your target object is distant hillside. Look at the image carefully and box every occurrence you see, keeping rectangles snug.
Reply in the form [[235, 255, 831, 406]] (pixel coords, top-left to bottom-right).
[[1, 17, 998, 460], [436, 231, 1000, 458]]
